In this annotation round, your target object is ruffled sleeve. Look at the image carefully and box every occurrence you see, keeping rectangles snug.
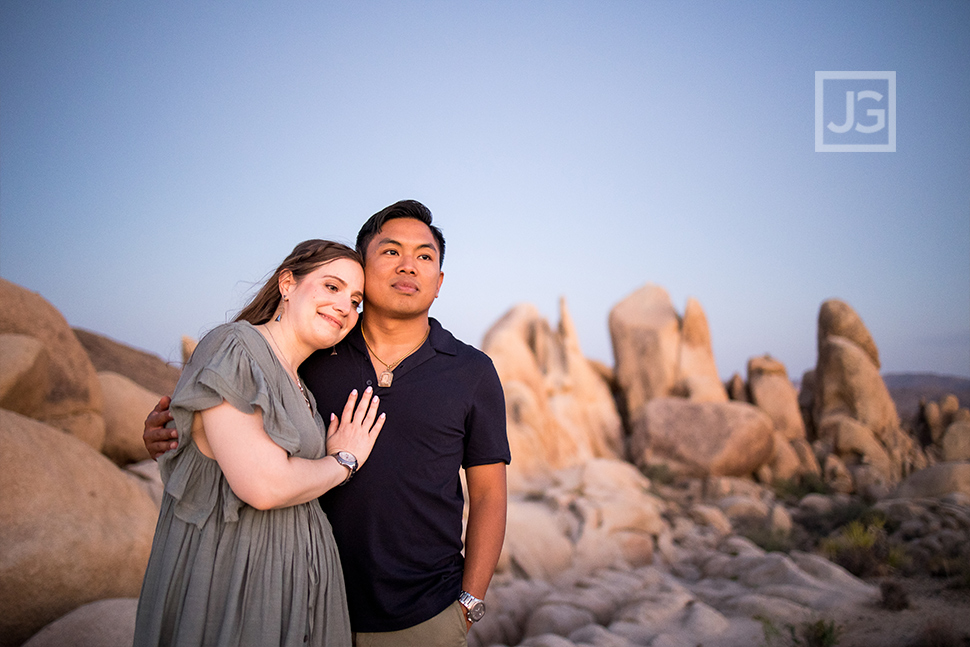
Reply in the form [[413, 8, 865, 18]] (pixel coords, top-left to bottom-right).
[[158, 322, 323, 527]]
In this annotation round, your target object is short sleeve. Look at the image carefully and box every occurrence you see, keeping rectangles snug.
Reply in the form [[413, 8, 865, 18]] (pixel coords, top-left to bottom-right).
[[462, 356, 511, 468], [158, 323, 313, 527]]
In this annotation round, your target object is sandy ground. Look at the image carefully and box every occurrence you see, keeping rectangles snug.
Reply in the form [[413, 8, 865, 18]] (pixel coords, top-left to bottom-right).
[[836, 575, 970, 647]]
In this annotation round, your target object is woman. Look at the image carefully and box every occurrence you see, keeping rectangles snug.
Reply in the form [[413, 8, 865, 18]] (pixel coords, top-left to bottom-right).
[[133, 239, 384, 647]]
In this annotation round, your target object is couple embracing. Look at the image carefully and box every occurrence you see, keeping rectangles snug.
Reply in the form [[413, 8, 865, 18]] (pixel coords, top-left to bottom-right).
[[135, 200, 510, 647]]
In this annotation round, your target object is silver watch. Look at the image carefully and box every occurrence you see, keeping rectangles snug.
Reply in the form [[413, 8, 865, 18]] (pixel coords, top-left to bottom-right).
[[458, 590, 486, 622], [330, 451, 358, 485]]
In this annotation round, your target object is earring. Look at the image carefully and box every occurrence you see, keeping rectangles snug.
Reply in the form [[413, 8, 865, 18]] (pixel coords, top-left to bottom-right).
[[275, 294, 287, 322], [331, 347, 337, 356]]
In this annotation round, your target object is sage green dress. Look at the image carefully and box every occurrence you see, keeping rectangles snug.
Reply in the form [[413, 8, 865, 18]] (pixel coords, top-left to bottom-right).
[[133, 322, 351, 647]]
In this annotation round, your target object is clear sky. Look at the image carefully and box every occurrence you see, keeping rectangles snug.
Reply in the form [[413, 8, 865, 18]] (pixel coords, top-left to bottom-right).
[[2, 1, 968, 381]]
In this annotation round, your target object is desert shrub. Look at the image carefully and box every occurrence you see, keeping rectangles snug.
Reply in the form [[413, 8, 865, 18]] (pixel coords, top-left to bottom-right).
[[772, 473, 832, 503], [642, 462, 676, 486], [796, 498, 872, 537], [904, 534, 970, 585], [758, 615, 844, 647], [819, 518, 906, 577], [797, 618, 844, 647], [879, 580, 909, 611], [932, 551, 970, 589]]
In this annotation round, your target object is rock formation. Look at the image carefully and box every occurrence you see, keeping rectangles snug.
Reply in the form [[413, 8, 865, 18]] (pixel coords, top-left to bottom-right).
[[482, 300, 624, 489], [0, 279, 105, 449], [628, 398, 775, 478], [22, 598, 138, 647], [3, 278, 969, 646], [674, 298, 727, 402], [0, 410, 158, 647], [918, 393, 970, 463], [499, 459, 667, 579], [609, 285, 727, 421], [802, 299, 926, 497], [745, 355, 819, 482], [73, 328, 181, 397], [97, 372, 160, 465], [747, 355, 805, 442], [892, 462, 970, 499]]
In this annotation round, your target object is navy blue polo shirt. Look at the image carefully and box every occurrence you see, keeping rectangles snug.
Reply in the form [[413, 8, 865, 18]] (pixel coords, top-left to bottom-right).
[[301, 317, 510, 633]]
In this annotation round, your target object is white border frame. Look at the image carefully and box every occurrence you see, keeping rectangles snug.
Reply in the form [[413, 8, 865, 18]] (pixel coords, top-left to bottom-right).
[[815, 71, 896, 152]]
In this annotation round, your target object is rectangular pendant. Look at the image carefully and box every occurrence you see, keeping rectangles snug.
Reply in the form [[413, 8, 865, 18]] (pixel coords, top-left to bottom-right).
[[378, 371, 394, 388]]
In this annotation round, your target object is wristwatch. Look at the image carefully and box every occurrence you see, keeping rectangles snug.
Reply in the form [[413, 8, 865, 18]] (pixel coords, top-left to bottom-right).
[[458, 590, 486, 623], [330, 451, 358, 485]]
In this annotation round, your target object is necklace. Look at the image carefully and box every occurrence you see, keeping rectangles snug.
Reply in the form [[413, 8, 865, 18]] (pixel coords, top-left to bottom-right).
[[264, 324, 312, 411], [362, 326, 430, 388]]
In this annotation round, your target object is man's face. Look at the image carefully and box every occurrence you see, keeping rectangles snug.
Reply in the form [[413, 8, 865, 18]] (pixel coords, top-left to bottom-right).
[[362, 217, 444, 319]]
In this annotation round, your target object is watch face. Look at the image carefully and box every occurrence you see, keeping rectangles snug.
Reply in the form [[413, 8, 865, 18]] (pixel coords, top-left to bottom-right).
[[468, 602, 485, 622]]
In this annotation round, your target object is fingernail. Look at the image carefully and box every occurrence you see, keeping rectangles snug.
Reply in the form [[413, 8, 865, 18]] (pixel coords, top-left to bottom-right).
[[351, 389, 358, 396], [365, 386, 373, 393], [379, 413, 386, 418], [330, 413, 336, 421], [372, 396, 379, 402]]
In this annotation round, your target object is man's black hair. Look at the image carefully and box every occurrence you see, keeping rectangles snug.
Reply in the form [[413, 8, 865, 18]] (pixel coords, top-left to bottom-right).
[[355, 200, 445, 268]]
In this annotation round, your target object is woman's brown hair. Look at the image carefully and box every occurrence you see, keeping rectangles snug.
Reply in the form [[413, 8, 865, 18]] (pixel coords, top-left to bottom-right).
[[235, 239, 363, 325]]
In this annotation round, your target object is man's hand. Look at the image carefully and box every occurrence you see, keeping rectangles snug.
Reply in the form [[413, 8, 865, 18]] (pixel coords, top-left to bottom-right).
[[144, 396, 178, 460]]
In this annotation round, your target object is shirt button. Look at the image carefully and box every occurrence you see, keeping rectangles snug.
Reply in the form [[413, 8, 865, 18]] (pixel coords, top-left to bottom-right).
[[366, 380, 373, 386]]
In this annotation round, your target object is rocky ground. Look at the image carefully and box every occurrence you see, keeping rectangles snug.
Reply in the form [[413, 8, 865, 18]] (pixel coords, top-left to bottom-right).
[[468, 475, 970, 647], [836, 575, 970, 647]]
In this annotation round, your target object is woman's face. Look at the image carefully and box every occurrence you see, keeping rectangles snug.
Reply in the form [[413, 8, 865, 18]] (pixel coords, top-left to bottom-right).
[[284, 257, 364, 350]]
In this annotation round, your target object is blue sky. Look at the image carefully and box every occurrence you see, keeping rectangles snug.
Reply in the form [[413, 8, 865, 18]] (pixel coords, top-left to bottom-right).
[[2, 1, 968, 381]]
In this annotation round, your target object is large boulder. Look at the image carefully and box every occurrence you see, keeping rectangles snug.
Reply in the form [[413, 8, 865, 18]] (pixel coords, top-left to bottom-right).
[[0, 279, 105, 449], [609, 284, 682, 416], [482, 300, 623, 490], [74, 328, 181, 397], [499, 459, 667, 579], [891, 462, 970, 499], [815, 336, 898, 440], [0, 334, 49, 413], [609, 285, 726, 419], [940, 420, 970, 462], [818, 414, 894, 498], [22, 598, 137, 647], [500, 500, 575, 580], [810, 299, 924, 493], [747, 355, 805, 441], [628, 399, 775, 478], [0, 409, 158, 647], [746, 355, 815, 482], [766, 431, 805, 481], [98, 372, 160, 465], [674, 298, 727, 403], [817, 299, 880, 368]]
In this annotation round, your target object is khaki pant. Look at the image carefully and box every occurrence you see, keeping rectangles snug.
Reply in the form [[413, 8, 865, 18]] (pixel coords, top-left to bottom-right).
[[353, 601, 468, 647]]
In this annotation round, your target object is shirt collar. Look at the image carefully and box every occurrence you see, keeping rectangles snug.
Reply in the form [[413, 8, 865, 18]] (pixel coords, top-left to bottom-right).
[[346, 316, 458, 358]]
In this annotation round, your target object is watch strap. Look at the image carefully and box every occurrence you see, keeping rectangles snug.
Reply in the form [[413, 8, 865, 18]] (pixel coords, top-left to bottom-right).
[[330, 451, 357, 485], [458, 590, 486, 622]]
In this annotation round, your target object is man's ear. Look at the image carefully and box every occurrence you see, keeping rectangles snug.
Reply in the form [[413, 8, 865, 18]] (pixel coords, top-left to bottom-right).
[[435, 271, 444, 298]]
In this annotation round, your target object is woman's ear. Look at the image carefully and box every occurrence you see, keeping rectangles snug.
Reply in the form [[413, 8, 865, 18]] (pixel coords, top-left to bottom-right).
[[278, 269, 296, 299]]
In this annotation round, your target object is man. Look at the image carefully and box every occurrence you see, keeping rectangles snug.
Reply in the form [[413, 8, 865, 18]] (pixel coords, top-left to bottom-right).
[[144, 200, 510, 646]]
